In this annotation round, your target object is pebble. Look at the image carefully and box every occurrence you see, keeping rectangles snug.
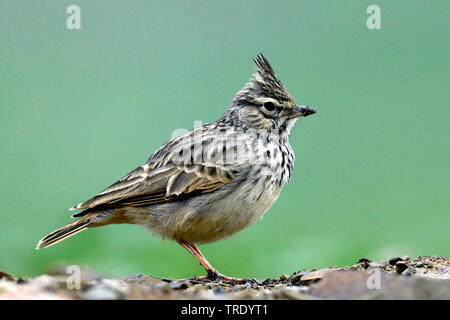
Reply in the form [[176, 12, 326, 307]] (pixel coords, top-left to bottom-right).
[[416, 262, 425, 268], [401, 268, 414, 277], [279, 274, 289, 281], [395, 261, 409, 273], [389, 257, 402, 266]]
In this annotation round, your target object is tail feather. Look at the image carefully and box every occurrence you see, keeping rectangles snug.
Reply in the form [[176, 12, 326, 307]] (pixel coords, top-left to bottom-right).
[[36, 216, 93, 249]]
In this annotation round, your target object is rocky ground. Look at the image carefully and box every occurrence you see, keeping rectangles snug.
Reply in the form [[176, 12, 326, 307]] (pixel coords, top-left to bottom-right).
[[1, 255, 449, 300]]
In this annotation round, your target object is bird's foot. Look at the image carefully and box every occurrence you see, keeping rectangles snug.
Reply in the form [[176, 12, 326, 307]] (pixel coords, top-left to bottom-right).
[[192, 269, 255, 284]]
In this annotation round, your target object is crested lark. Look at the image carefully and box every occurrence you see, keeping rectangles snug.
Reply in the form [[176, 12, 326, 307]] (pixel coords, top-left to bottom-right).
[[37, 54, 316, 282]]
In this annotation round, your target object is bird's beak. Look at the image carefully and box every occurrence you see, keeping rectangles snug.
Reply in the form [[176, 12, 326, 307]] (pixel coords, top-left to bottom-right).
[[292, 105, 316, 118]]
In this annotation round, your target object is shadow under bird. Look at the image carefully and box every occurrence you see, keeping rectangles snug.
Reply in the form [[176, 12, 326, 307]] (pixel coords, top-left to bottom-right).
[[37, 54, 316, 282]]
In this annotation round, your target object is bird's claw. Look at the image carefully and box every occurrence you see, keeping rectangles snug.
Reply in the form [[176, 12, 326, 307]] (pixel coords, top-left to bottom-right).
[[192, 270, 256, 285]]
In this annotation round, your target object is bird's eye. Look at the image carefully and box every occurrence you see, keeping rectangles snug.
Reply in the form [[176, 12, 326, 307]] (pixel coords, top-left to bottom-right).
[[263, 102, 276, 112]]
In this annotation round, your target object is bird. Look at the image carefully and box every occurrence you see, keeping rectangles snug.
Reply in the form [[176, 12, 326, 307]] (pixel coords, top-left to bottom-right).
[[36, 54, 316, 282]]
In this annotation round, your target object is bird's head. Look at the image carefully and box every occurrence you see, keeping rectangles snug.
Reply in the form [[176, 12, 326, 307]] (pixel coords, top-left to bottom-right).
[[229, 54, 315, 134]]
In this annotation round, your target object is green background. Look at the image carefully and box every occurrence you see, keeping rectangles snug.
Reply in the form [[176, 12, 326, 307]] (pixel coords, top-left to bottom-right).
[[0, 1, 448, 279]]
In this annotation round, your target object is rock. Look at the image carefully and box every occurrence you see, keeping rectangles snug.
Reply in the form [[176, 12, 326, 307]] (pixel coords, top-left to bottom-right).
[[389, 257, 403, 265], [395, 261, 409, 273], [402, 268, 414, 277], [307, 270, 450, 300], [300, 269, 335, 282], [290, 270, 312, 285]]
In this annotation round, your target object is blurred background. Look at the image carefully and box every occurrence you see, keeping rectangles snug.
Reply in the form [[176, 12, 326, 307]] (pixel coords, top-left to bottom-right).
[[0, 1, 448, 279]]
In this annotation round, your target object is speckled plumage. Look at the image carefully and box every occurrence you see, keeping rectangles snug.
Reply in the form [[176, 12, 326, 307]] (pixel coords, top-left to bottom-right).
[[37, 54, 316, 281]]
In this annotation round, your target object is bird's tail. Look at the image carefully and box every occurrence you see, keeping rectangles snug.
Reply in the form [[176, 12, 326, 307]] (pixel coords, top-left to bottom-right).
[[36, 214, 96, 249]]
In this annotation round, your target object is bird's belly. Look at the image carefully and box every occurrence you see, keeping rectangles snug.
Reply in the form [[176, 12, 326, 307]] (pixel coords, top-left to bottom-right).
[[167, 181, 283, 244]]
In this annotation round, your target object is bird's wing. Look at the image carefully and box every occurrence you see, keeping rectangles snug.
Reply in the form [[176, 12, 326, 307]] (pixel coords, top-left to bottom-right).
[[70, 162, 236, 213], [70, 122, 244, 214]]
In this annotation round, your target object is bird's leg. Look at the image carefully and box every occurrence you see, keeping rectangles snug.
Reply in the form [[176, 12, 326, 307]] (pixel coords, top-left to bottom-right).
[[178, 240, 218, 278], [178, 240, 250, 284]]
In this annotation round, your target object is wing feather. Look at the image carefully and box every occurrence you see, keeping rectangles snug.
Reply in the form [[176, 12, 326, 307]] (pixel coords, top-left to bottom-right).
[[70, 163, 236, 214], [70, 124, 240, 214]]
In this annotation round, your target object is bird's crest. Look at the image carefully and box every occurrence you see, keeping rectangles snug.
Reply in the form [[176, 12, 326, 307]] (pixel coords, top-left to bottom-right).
[[233, 53, 294, 106]]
